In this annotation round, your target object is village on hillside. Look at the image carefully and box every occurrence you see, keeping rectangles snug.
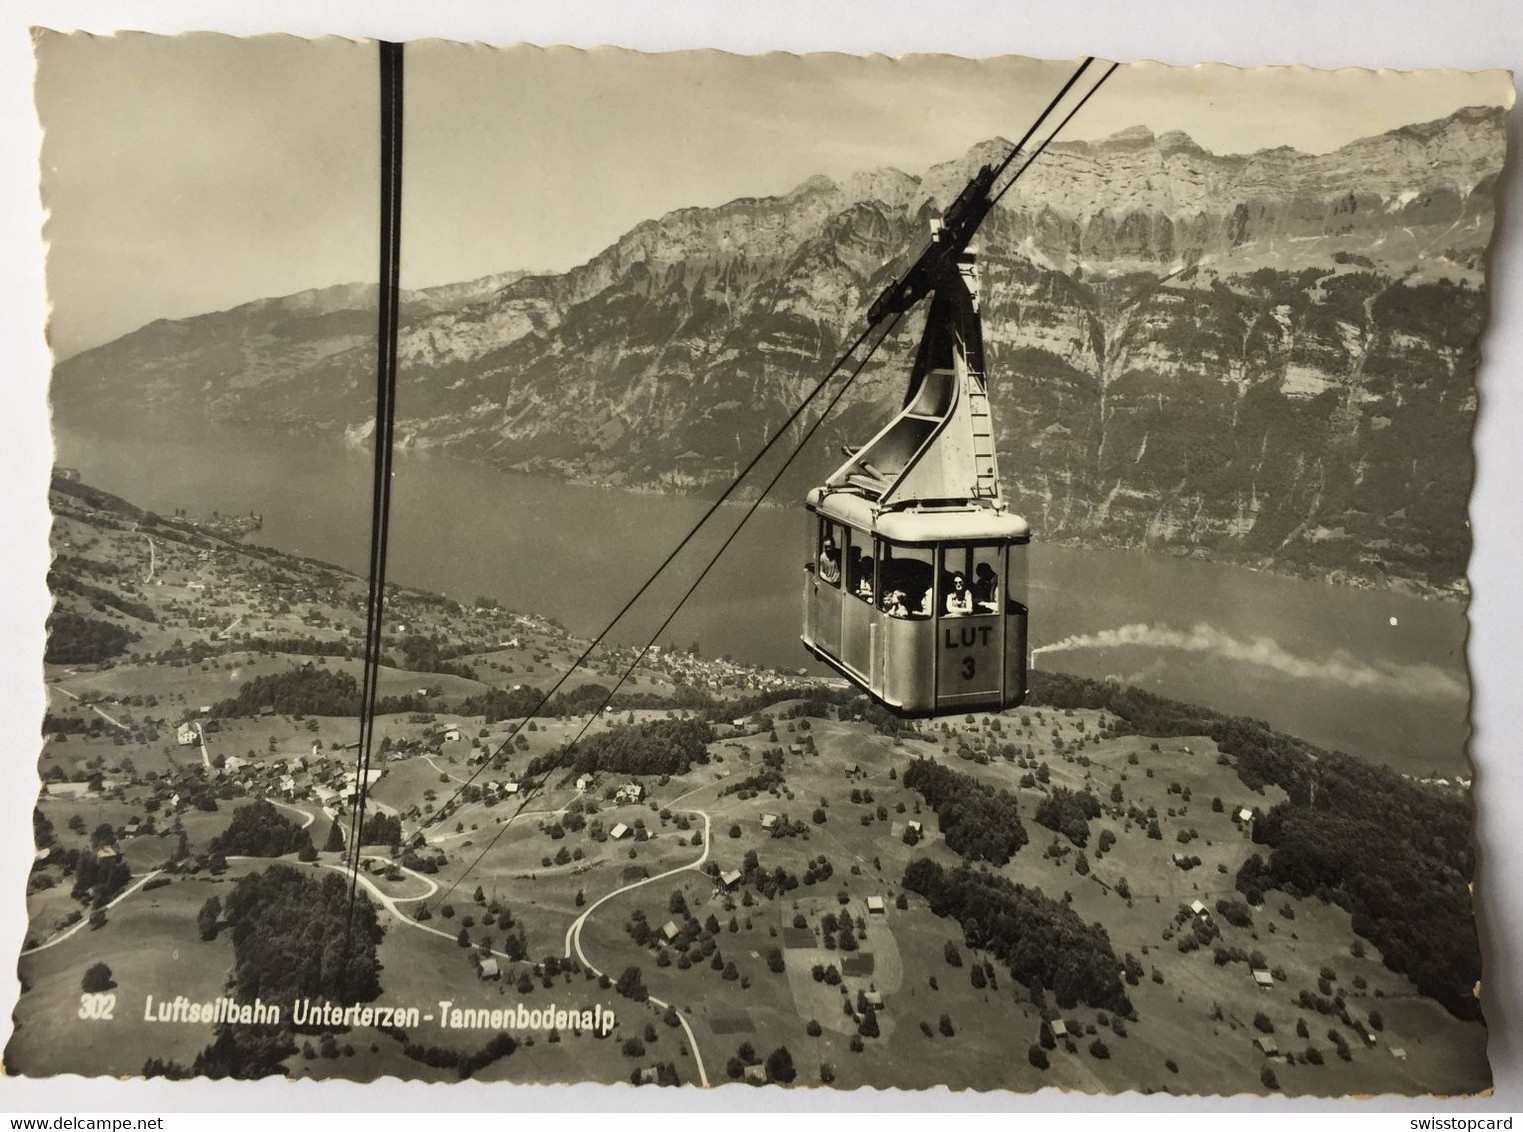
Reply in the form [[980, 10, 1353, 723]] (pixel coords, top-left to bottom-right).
[[12, 476, 1489, 1095]]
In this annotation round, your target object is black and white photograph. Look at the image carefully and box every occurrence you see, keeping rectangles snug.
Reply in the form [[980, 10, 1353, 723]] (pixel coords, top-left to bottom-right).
[[4, 24, 1517, 1100]]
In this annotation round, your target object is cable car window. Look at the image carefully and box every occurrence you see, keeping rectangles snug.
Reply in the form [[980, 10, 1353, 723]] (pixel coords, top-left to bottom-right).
[[844, 528, 875, 604], [970, 545, 1002, 614], [938, 545, 975, 617], [1006, 540, 1029, 614], [878, 542, 933, 618], [817, 519, 843, 587]]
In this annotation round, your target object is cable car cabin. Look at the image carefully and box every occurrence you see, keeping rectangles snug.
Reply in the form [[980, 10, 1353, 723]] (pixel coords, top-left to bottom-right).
[[803, 496, 1028, 715], [799, 225, 1029, 716]]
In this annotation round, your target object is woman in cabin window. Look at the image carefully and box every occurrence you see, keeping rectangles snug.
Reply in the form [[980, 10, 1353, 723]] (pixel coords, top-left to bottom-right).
[[945, 572, 973, 616]]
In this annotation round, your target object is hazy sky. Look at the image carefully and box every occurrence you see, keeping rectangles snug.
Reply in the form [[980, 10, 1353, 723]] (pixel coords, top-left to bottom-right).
[[36, 33, 1513, 357]]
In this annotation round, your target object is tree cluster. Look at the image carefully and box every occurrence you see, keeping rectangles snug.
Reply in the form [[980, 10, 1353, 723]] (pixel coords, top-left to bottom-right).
[[902, 757, 1027, 864], [211, 799, 315, 859], [903, 857, 1132, 1014]]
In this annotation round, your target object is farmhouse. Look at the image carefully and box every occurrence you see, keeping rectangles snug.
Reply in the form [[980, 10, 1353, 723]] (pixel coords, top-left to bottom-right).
[[444, 727, 462, 743], [609, 823, 631, 841], [576, 775, 594, 792], [866, 896, 886, 915], [478, 958, 500, 981], [760, 813, 779, 830], [1251, 967, 1275, 990], [1254, 1036, 1280, 1057], [615, 783, 644, 804], [1189, 899, 1210, 919], [863, 990, 884, 1009], [176, 722, 199, 746], [661, 921, 681, 942], [719, 869, 742, 889], [906, 820, 923, 835], [1050, 1019, 1068, 1040], [96, 845, 121, 861]]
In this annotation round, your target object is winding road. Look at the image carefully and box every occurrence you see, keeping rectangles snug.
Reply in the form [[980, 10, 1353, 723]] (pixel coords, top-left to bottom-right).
[[563, 806, 713, 1088], [20, 869, 164, 956], [323, 854, 533, 967]]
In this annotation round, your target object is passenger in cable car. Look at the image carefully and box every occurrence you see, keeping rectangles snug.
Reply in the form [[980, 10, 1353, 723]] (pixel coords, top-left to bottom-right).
[[973, 562, 999, 612], [818, 538, 841, 585], [945, 573, 973, 616], [851, 555, 875, 602], [881, 589, 910, 618]]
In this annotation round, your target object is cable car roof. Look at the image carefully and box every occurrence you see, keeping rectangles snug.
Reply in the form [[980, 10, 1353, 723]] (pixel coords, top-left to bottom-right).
[[808, 487, 1029, 543]]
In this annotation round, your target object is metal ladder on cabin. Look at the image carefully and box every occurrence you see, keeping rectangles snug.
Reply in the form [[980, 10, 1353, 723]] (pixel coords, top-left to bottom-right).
[[966, 379, 999, 498]]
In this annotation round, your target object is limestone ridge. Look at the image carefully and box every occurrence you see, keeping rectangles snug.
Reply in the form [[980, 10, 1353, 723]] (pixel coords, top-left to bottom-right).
[[52, 106, 1508, 594]]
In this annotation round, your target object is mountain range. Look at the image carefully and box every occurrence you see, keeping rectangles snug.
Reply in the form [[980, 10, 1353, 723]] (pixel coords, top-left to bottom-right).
[[51, 106, 1508, 595]]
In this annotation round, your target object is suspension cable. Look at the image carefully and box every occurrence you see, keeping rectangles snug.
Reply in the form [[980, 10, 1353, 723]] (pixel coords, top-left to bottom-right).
[[428, 308, 909, 912], [423, 56, 1099, 828], [341, 39, 405, 990]]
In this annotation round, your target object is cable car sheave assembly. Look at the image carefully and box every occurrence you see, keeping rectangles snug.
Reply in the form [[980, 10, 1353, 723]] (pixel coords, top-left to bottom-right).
[[344, 53, 1114, 916]]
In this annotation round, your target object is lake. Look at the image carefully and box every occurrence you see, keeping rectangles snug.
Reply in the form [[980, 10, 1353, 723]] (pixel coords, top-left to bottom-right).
[[52, 418, 1471, 778]]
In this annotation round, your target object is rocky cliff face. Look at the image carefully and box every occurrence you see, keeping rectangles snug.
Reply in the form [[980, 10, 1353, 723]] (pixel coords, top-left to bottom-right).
[[53, 106, 1506, 594]]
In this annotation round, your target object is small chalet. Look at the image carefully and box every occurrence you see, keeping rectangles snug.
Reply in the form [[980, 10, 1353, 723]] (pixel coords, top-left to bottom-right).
[[1254, 1036, 1280, 1057], [444, 727, 462, 743], [760, 813, 779, 831], [1251, 967, 1275, 990], [743, 1064, 766, 1085], [1189, 899, 1210, 919], [169, 793, 182, 810], [863, 989, 884, 1009], [661, 920, 681, 942], [719, 869, 742, 889], [1391, 1048, 1407, 1060], [478, 957, 500, 981], [609, 823, 631, 840], [96, 845, 121, 861], [866, 896, 886, 915], [1049, 1019, 1068, 1040], [1237, 807, 1254, 823], [788, 744, 804, 756], [906, 820, 923, 835]]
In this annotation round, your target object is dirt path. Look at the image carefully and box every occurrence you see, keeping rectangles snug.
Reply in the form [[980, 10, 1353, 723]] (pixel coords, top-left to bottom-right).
[[321, 856, 530, 969], [49, 684, 130, 732], [21, 869, 164, 956], [270, 799, 316, 829], [563, 807, 713, 1087]]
